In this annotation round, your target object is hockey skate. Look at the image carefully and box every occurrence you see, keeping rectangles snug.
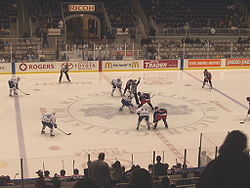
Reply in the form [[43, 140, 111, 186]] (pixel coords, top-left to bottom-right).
[[136, 126, 139, 131], [41, 130, 45, 134], [165, 123, 168, 128], [50, 133, 55, 137]]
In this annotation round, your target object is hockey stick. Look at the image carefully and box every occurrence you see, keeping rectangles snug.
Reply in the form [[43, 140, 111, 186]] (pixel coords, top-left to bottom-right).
[[18, 88, 30, 95], [57, 127, 71, 135], [240, 114, 249, 124]]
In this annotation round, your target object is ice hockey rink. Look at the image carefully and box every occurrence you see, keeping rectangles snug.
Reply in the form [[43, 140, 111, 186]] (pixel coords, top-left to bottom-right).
[[1, 69, 250, 178]]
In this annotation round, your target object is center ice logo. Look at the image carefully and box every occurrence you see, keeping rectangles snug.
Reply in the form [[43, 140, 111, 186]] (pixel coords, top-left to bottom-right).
[[54, 92, 218, 135], [79, 103, 194, 120]]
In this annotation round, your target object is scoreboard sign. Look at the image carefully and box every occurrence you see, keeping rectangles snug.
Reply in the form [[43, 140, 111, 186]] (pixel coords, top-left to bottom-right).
[[69, 5, 96, 12]]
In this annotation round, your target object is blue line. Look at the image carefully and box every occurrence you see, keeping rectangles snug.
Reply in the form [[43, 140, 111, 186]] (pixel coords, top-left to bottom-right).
[[14, 97, 29, 177], [184, 71, 248, 110], [11, 61, 29, 177]]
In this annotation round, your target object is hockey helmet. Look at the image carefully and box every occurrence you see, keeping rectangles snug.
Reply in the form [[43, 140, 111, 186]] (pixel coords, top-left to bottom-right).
[[117, 78, 121, 81], [246, 97, 250, 102]]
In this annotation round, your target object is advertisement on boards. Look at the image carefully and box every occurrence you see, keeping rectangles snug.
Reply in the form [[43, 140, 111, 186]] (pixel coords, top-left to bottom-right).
[[102, 61, 143, 71], [187, 59, 221, 68], [144, 60, 178, 69], [0, 63, 11, 74], [226, 59, 250, 67], [16, 61, 98, 73]]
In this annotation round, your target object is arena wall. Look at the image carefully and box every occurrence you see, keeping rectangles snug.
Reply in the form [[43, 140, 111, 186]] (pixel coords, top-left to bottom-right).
[[1, 58, 250, 74]]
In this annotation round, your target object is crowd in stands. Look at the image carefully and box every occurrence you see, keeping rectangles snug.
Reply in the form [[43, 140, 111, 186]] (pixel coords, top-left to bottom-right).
[[33, 152, 197, 188], [0, 0, 17, 35], [141, 0, 246, 29], [1, 130, 248, 188]]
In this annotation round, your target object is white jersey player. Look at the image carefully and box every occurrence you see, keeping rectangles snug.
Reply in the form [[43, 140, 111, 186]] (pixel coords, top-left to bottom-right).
[[8, 77, 20, 96], [41, 112, 57, 137], [119, 95, 134, 113], [111, 78, 122, 96], [136, 106, 150, 130]]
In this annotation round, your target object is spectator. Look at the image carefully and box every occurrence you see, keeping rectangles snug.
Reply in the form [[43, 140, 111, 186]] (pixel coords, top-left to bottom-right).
[[89, 152, 111, 188], [83, 161, 92, 178], [58, 169, 68, 182], [39, 51, 46, 62], [70, 168, 83, 181], [161, 176, 170, 188], [35, 170, 46, 188], [58, 20, 64, 28], [73, 178, 100, 188], [197, 130, 250, 188], [148, 164, 153, 175], [110, 160, 123, 184], [153, 156, 168, 177], [127, 168, 154, 188], [44, 170, 52, 184], [0, 175, 14, 186], [51, 174, 61, 188], [0, 56, 5, 63]]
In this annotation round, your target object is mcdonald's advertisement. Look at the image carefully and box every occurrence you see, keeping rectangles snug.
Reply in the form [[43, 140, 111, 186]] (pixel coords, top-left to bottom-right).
[[102, 60, 143, 71], [144, 60, 179, 69]]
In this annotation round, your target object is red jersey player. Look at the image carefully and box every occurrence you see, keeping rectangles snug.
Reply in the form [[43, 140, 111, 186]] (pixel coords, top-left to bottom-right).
[[153, 107, 168, 129], [202, 69, 212, 89], [138, 92, 154, 110]]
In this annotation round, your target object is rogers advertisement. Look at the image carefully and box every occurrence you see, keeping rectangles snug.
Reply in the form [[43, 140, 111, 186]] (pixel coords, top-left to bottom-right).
[[16, 61, 98, 73], [18, 62, 56, 72], [144, 60, 178, 69], [188, 59, 221, 68], [226, 59, 250, 66]]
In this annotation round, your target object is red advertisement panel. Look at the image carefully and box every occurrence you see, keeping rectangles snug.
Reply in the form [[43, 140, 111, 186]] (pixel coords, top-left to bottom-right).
[[188, 59, 221, 67], [226, 59, 250, 66], [144, 60, 178, 69]]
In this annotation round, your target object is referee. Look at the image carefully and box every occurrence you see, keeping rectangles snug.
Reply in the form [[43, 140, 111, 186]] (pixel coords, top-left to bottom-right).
[[59, 63, 71, 83]]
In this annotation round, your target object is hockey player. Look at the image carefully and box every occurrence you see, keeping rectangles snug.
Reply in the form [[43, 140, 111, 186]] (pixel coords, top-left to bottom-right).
[[202, 69, 212, 89], [153, 107, 168, 129], [246, 97, 250, 115], [59, 63, 71, 83], [136, 106, 150, 130], [41, 112, 57, 137], [111, 78, 122, 96], [138, 92, 154, 110], [8, 77, 20, 96], [123, 79, 134, 96], [131, 78, 141, 105], [119, 95, 134, 113]]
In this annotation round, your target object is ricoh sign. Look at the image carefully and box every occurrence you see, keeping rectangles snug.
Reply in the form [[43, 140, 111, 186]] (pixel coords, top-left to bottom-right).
[[68, 5, 96, 12]]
